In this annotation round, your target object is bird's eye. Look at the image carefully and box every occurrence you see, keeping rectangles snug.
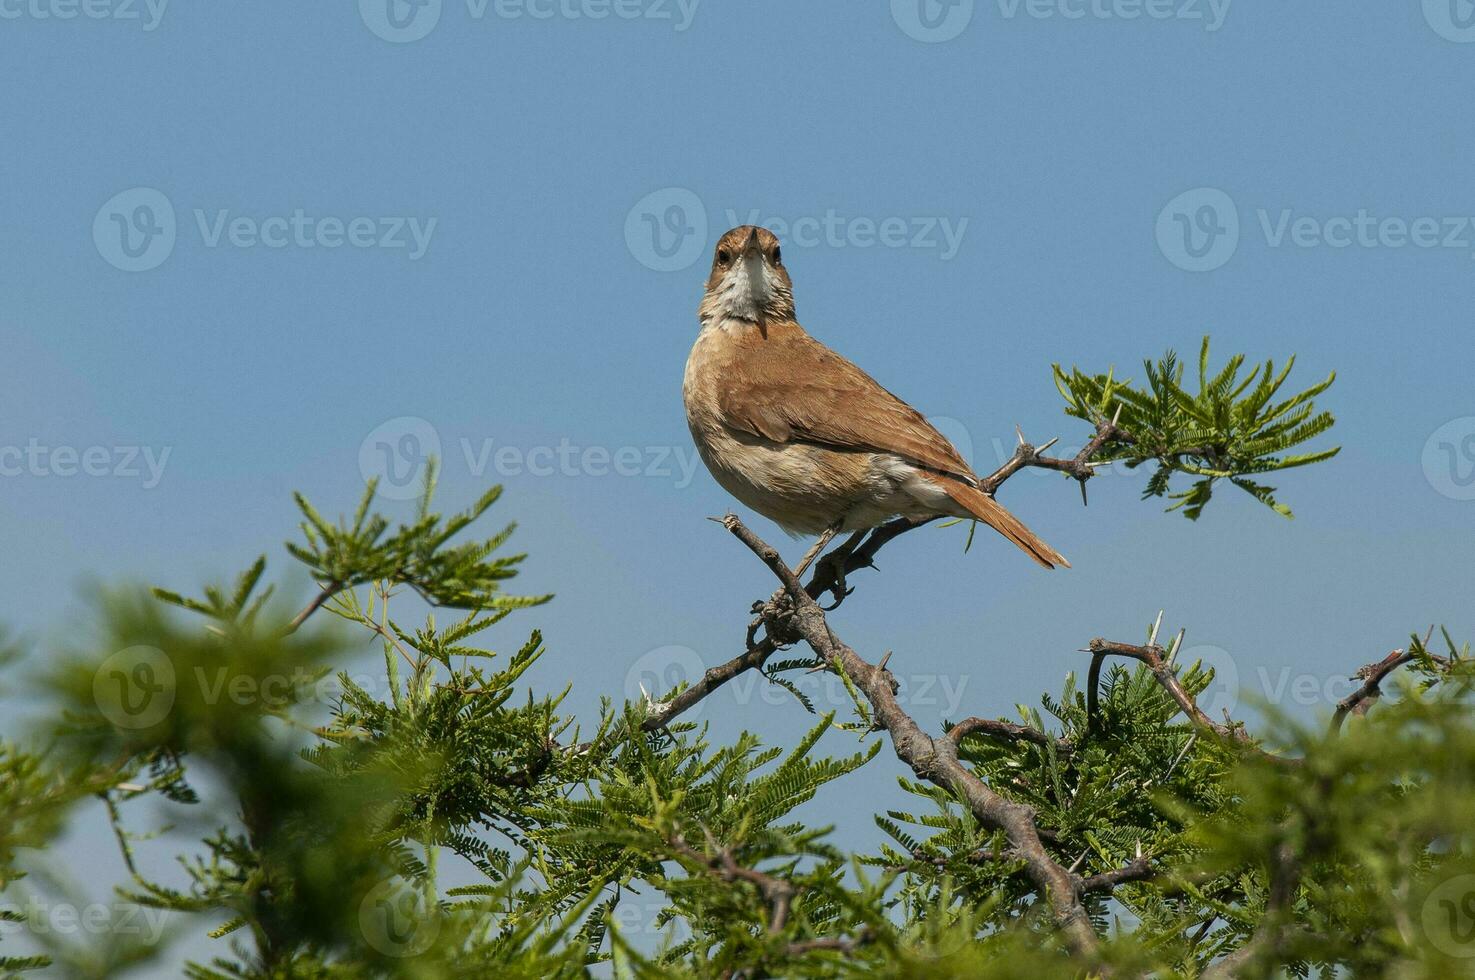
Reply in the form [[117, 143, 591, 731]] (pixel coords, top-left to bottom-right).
[[772, 246, 781, 264], [717, 249, 731, 265]]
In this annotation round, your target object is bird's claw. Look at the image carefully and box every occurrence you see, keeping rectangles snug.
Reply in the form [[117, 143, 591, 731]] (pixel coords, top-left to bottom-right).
[[819, 585, 855, 612], [813, 553, 854, 610]]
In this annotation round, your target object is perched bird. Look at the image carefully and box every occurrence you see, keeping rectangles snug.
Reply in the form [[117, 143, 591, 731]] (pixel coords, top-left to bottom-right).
[[683, 225, 1068, 574]]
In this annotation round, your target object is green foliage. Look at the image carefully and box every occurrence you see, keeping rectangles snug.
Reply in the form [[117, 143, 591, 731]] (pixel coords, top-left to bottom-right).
[[278, 459, 550, 613], [2, 345, 1463, 980], [1055, 337, 1339, 518], [877, 665, 1219, 891]]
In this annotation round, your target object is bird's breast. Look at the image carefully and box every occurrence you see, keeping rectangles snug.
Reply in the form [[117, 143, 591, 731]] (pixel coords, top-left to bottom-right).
[[684, 334, 886, 533]]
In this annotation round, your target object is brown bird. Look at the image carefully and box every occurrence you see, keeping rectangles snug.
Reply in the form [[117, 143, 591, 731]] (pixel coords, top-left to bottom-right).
[[682, 225, 1068, 576]]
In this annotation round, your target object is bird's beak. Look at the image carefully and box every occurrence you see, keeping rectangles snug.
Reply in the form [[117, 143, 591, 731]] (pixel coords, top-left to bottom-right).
[[741, 226, 762, 259]]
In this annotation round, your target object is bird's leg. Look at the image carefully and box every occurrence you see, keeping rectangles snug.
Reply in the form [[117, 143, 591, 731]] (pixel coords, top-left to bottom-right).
[[812, 530, 867, 610], [792, 523, 840, 579]]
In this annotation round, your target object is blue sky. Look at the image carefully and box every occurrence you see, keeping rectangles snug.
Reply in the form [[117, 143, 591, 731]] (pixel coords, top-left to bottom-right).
[[3, 0, 1474, 969]]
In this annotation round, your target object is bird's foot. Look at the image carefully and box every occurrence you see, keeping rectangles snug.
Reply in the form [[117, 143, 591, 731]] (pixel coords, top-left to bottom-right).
[[812, 552, 856, 610]]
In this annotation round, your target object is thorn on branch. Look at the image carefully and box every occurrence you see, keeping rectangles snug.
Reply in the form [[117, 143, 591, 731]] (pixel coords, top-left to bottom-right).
[[1085, 636, 1295, 766]]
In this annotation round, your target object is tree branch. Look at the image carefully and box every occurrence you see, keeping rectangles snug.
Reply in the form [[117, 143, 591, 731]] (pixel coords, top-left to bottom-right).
[[718, 514, 1106, 964], [980, 418, 1131, 499], [805, 418, 1131, 604], [784, 928, 872, 957], [1329, 631, 1446, 734], [636, 419, 1136, 731], [281, 579, 343, 635], [1080, 855, 1156, 894], [1085, 639, 1239, 739], [1084, 638, 1297, 768], [641, 637, 780, 731], [670, 833, 797, 935], [946, 717, 1074, 757], [1201, 840, 1302, 980]]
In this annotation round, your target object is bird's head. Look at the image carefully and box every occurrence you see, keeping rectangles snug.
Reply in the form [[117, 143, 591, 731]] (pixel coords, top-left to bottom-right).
[[699, 225, 795, 327]]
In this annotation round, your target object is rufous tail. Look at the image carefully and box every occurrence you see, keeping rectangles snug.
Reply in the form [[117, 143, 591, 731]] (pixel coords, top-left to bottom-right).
[[929, 476, 1070, 569]]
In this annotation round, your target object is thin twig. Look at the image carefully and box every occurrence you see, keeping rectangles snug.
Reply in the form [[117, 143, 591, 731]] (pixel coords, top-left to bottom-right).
[[281, 579, 343, 635]]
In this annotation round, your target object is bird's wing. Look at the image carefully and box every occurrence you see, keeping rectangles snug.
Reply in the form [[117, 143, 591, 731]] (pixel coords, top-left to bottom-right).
[[714, 322, 977, 482]]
